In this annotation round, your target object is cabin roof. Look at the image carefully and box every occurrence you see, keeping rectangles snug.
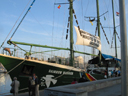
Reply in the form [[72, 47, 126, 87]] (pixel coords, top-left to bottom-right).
[[88, 53, 121, 64], [102, 54, 121, 62]]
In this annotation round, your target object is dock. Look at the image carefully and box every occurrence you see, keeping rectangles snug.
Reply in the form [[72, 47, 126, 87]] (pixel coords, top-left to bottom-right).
[[5, 77, 121, 96], [6, 83, 120, 96]]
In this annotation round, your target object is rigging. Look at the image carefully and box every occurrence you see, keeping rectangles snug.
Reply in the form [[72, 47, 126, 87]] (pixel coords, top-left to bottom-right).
[[0, 0, 32, 49], [10, 0, 36, 41]]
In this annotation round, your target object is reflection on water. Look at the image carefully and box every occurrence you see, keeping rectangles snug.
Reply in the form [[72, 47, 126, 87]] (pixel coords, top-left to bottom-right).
[[0, 73, 12, 96]]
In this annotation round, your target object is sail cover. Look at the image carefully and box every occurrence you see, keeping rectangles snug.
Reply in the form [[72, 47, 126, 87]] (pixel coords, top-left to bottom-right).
[[74, 26, 101, 51]]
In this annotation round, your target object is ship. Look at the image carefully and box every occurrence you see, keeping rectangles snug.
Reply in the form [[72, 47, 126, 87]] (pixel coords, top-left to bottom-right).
[[0, 0, 121, 93]]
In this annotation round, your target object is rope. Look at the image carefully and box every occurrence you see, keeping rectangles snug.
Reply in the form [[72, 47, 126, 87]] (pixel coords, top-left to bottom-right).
[[0, 59, 26, 95], [66, 16, 70, 40], [8, 59, 25, 74], [100, 22, 110, 44], [0, 65, 78, 96], [0, 66, 76, 95], [95, 25, 98, 36], [72, 8, 81, 33], [0, 59, 26, 78], [0, 60, 80, 95], [10, 0, 36, 40], [59, 0, 67, 48], [51, 0, 56, 57], [111, 31, 121, 48], [111, 32, 115, 48], [92, 25, 97, 58], [103, 0, 112, 42], [81, 0, 87, 63], [0, 0, 32, 49], [116, 31, 121, 42], [30, 12, 49, 34]]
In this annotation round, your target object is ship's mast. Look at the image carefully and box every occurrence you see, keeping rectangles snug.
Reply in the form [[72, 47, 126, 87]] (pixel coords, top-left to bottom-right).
[[96, 0, 101, 64], [112, 0, 117, 59], [69, 0, 74, 66]]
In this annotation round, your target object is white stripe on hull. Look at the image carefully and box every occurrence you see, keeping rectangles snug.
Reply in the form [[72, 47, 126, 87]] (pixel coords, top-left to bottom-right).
[[0, 54, 83, 72]]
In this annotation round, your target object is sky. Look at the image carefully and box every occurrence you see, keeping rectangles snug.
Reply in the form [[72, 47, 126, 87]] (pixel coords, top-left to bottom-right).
[[0, 0, 128, 62]]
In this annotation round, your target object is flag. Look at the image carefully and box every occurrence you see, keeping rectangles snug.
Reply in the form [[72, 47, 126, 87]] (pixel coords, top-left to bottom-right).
[[58, 5, 61, 9], [116, 12, 119, 16], [89, 21, 93, 25]]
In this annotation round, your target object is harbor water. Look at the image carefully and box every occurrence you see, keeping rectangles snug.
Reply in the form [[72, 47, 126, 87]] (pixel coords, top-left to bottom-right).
[[0, 73, 12, 96]]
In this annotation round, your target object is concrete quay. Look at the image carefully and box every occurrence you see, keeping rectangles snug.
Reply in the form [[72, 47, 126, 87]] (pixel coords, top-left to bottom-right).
[[43, 77, 121, 96], [17, 84, 121, 96], [7, 77, 121, 96], [88, 83, 121, 96]]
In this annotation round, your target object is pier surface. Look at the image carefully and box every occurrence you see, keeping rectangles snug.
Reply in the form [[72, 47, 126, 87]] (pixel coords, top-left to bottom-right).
[[6, 77, 121, 96], [5, 83, 121, 96], [88, 83, 121, 96]]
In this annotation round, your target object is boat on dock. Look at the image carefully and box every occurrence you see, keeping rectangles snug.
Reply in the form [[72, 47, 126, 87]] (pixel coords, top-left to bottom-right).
[[0, 0, 121, 93]]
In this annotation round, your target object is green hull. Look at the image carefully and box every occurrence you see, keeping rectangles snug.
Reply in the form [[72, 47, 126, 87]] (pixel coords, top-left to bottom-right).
[[0, 54, 82, 92]]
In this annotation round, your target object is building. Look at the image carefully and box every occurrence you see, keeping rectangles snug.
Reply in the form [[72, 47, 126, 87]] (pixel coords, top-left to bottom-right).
[[51, 56, 84, 68]]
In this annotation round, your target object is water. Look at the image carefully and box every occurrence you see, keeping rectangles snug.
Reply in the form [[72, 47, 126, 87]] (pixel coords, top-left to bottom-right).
[[0, 73, 12, 96]]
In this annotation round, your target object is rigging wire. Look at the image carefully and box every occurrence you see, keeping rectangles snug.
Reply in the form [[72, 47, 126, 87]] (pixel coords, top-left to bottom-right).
[[110, 0, 120, 57], [80, 0, 86, 63], [55, 0, 68, 58], [84, 0, 90, 16], [55, 2, 64, 59], [72, 8, 79, 52], [81, 0, 84, 29], [0, 0, 32, 49], [59, 0, 67, 48], [30, 12, 49, 34], [83, 0, 90, 44], [107, 0, 112, 43], [103, 0, 112, 51], [73, 2, 80, 52], [61, 0, 68, 58], [114, 0, 119, 11], [51, 0, 56, 58], [111, 32, 115, 48], [0, 62, 78, 95], [0, 59, 26, 79], [103, 0, 111, 28], [82, 0, 88, 59], [114, 0, 120, 43], [10, 0, 36, 40], [56, 20, 61, 57], [84, 0, 94, 57]]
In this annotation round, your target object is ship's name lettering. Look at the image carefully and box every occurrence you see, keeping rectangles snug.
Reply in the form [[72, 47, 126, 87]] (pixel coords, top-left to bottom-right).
[[49, 70, 62, 74], [63, 71, 73, 75], [49, 70, 73, 75]]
